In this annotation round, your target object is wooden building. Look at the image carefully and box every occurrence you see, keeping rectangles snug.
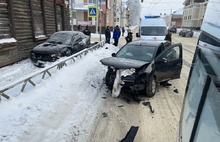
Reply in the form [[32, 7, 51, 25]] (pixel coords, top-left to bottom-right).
[[0, 0, 70, 67]]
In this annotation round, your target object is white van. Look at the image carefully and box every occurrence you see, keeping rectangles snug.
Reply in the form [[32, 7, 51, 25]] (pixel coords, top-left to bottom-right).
[[136, 16, 168, 40], [178, 0, 220, 141]]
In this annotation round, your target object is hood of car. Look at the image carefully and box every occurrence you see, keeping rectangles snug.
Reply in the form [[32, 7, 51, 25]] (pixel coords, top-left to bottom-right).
[[100, 57, 149, 69], [31, 42, 67, 54]]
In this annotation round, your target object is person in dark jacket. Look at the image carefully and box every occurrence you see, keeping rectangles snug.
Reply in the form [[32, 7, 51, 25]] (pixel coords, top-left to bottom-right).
[[105, 26, 111, 44], [113, 25, 120, 46], [125, 31, 133, 44], [122, 27, 125, 36], [78, 24, 82, 31], [83, 25, 91, 36], [164, 31, 172, 42]]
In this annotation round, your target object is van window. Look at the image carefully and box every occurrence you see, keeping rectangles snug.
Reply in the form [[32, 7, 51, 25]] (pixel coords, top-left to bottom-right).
[[141, 27, 167, 36], [199, 32, 220, 47]]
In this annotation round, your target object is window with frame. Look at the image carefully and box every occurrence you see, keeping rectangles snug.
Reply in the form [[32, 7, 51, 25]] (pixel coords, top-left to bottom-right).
[[0, 0, 11, 39], [161, 46, 180, 61], [88, 0, 97, 4], [31, 0, 46, 40], [56, 5, 63, 31]]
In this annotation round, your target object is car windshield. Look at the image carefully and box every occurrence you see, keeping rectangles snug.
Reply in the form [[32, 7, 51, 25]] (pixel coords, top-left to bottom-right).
[[47, 33, 73, 45], [116, 44, 156, 62], [141, 27, 167, 36]]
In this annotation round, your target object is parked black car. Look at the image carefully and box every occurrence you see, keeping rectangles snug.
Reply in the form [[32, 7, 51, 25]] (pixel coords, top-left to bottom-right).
[[30, 31, 90, 67], [179, 29, 194, 37], [100, 40, 183, 97], [168, 26, 177, 33]]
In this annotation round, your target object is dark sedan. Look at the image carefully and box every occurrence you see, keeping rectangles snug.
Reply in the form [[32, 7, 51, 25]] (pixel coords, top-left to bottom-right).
[[30, 31, 90, 67], [168, 26, 177, 33], [100, 40, 183, 97], [179, 29, 194, 37]]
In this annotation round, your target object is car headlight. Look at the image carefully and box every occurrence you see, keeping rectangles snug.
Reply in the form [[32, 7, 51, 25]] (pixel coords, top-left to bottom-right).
[[51, 54, 57, 57], [109, 66, 115, 71], [129, 68, 136, 74]]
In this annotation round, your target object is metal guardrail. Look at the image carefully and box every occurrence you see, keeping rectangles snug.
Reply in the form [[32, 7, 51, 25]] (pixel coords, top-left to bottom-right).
[[0, 41, 105, 101]]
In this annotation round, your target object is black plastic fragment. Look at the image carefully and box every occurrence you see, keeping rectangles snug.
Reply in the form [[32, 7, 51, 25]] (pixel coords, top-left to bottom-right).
[[174, 89, 179, 93], [102, 112, 108, 118], [120, 126, 139, 142], [142, 102, 154, 113]]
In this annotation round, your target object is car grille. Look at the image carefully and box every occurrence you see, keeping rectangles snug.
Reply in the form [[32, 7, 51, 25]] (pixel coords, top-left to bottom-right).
[[31, 53, 55, 62]]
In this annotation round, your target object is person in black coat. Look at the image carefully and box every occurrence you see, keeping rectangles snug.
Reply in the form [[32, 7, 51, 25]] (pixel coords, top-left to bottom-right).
[[78, 24, 82, 32], [165, 31, 172, 42], [122, 27, 125, 36], [125, 31, 133, 44], [105, 26, 111, 44], [83, 25, 91, 37]]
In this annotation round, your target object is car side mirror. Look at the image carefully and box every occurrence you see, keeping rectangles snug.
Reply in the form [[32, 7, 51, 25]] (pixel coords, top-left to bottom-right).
[[136, 33, 140, 37], [112, 53, 116, 57]]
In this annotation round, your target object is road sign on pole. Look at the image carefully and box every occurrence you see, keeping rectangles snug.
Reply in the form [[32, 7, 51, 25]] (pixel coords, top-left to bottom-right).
[[88, 6, 98, 18]]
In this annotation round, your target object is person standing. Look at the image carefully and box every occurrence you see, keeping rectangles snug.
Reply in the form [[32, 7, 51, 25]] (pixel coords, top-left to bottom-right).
[[122, 27, 125, 36], [164, 31, 172, 42], [83, 25, 91, 37], [105, 26, 111, 44], [78, 24, 82, 32], [125, 31, 133, 44], [113, 25, 120, 46]]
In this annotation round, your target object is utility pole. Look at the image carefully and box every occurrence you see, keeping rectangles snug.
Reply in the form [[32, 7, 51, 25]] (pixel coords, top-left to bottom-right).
[[70, 0, 74, 31], [99, 0, 102, 42], [96, 0, 98, 33]]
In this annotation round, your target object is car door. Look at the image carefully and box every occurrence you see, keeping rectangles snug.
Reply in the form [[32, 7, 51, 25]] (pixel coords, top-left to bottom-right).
[[154, 43, 183, 82]]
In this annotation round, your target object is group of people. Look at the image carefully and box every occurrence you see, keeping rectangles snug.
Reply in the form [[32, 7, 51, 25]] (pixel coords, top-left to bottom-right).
[[77, 24, 133, 46], [105, 25, 133, 46], [77, 24, 172, 47], [78, 25, 91, 37]]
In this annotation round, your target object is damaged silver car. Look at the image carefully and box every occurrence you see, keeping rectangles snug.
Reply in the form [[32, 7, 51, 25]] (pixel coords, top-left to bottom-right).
[[100, 40, 183, 97]]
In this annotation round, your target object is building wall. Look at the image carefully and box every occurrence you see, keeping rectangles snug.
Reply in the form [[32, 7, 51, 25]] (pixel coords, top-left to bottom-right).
[[171, 18, 182, 28], [182, 1, 207, 29], [0, 0, 70, 67]]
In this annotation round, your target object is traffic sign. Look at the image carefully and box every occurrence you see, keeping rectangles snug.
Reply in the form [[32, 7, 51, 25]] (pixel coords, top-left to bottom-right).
[[88, 6, 98, 18]]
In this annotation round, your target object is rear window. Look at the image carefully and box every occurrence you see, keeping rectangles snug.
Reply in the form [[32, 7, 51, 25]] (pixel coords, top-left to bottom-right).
[[141, 27, 167, 36], [47, 33, 73, 45]]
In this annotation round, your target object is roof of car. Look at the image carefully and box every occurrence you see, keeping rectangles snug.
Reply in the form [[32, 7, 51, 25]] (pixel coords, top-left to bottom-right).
[[128, 40, 169, 47], [54, 31, 83, 36]]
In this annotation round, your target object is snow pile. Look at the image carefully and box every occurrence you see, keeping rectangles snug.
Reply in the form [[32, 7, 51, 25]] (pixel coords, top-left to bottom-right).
[[0, 38, 17, 44], [0, 44, 120, 142]]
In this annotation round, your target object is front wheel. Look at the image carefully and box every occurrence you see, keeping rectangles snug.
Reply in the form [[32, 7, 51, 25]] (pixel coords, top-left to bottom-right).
[[145, 76, 156, 97], [105, 69, 116, 89]]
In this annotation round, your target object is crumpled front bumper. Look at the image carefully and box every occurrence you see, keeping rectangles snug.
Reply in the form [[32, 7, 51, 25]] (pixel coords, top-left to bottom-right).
[[111, 69, 145, 97], [121, 75, 145, 91]]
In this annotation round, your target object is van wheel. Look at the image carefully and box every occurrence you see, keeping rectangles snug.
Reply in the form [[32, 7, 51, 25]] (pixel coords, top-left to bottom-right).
[[145, 76, 156, 97]]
